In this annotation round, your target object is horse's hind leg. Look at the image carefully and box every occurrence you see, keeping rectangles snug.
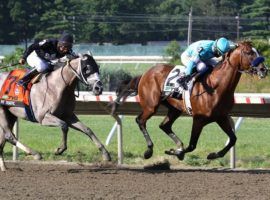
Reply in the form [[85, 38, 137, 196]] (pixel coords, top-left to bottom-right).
[[136, 107, 157, 159], [0, 127, 7, 171], [159, 104, 185, 160], [207, 116, 237, 159], [0, 108, 41, 161], [68, 113, 111, 161]]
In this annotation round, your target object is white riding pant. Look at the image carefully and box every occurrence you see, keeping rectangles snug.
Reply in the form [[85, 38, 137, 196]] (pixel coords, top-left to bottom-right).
[[26, 51, 49, 73], [181, 52, 222, 74]]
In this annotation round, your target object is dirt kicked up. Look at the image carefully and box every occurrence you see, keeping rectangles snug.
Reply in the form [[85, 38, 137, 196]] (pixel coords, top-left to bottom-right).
[[0, 161, 270, 200]]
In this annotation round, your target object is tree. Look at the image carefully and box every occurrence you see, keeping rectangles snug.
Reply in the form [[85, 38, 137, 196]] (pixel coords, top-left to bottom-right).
[[34, 0, 77, 40], [8, 0, 42, 47], [241, 0, 270, 39], [165, 40, 181, 64], [0, 0, 17, 44]]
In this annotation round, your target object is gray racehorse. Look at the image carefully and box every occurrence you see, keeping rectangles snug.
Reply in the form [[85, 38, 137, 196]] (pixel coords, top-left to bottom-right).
[[0, 54, 111, 171]]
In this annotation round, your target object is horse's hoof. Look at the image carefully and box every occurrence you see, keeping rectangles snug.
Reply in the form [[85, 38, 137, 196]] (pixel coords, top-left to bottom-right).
[[165, 149, 175, 155], [33, 153, 42, 160], [144, 148, 153, 159], [165, 149, 185, 160], [207, 152, 219, 160], [0, 165, 6, 172], [103, 152, 112, 161], [99, 147, 111, 161], [0, 168, 6, 172], [55, 147, 66, 155], [175, 150, 185, 160]]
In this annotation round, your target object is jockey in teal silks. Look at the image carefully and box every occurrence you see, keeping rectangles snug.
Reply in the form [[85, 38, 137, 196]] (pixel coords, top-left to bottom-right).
[[178, 37, 236, 90]]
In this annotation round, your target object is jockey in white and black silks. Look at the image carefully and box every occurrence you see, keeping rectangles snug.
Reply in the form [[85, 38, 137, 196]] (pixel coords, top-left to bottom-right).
[[18, 33, 77, 87], [178, 37, 236, 90]]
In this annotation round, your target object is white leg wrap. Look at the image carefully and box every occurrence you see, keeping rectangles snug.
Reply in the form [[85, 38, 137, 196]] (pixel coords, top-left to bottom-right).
[[16, 141, 30, 154], [176, 148, 184, 152], [0, 157, 6, 171]]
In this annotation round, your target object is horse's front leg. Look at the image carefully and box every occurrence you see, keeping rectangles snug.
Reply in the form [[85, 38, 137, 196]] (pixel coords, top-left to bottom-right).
[[160, 106, 185, 160], [68, 114, 111, 161], [183, 117, 205, 156], [207, 116, 237, 159], [41, 113, 68, 155]]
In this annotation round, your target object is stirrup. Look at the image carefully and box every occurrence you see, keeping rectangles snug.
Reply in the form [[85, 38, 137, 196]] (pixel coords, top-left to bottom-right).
[[179, 81, 188, 90], [17, 80, 28, 89]]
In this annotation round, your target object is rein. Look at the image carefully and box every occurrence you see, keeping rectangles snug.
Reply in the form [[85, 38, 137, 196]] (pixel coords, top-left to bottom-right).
[[227, 48, 253, 75]]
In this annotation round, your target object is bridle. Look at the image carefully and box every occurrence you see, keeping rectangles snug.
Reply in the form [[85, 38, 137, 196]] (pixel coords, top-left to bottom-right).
[[67, 57, 91, 86], [237, 49, 253, 74], [229, 45, 266, 76]]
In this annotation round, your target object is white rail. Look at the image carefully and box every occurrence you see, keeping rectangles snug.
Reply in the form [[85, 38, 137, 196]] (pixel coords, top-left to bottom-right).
[[74, 92, 270, 167], [94, 56, 171, 63]]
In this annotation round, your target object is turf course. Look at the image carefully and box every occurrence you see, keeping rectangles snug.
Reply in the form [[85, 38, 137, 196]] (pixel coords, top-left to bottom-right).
[[4, 116, 270, 169]]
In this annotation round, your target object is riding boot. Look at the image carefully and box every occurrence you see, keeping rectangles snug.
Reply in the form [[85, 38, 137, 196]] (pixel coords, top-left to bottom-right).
[[17, 68, 39, 88], [177, 75, 191, 90]]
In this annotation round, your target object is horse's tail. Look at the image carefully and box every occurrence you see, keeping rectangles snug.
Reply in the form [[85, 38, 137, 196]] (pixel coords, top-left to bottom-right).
[[109, 75, 141, 115]]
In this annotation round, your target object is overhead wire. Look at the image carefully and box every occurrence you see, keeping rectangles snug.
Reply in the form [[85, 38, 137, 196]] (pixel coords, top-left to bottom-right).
[[66, 13, 267, 35]]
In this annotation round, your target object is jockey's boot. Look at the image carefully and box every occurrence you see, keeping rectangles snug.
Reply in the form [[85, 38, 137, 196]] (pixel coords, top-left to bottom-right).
[[177, 75, 191, 90], [17, 68, 39, 88]]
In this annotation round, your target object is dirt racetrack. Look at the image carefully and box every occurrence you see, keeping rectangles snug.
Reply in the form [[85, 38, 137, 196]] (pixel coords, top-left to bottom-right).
[[1, 161, 270, 200]]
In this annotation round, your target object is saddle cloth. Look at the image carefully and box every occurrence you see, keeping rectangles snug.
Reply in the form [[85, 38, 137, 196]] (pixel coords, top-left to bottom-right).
[[0, 69, 32, 107], [163, 65, 186, 96], [163, 65, 193, 115]]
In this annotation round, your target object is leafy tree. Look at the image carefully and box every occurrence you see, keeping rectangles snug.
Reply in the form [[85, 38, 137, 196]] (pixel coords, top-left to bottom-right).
[[1, 0, 270, 44], [0, 0, 17, 44], [165, 40, 181, 64], [7, 0, 43, 47], [253, 40, 270, 66], [1, 47, 25, 71], [241, 0, 270, 39], [34, 0, 77, 40]]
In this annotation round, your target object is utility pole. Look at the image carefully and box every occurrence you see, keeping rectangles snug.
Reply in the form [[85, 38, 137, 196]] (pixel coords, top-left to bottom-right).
[[72, 16, 76, 43], [187, 7, 193, 46], [235, 14, 240, 41]]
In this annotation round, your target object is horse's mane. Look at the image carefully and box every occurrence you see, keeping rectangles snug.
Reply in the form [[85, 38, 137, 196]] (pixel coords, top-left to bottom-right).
[[52, 61, 67, 70], [238, 40, 252, 47], [51, 54, 79, 71]]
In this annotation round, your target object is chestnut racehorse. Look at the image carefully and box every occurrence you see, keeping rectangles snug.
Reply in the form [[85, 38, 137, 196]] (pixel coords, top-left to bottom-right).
[[111, 41, 268, 161]]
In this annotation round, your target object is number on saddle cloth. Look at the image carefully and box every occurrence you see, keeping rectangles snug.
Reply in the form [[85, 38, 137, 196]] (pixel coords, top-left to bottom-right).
[[163, 65, 186, 98]]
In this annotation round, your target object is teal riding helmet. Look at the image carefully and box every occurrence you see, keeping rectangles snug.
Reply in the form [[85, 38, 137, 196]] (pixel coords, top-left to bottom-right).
[[214, 37, 230, 56]]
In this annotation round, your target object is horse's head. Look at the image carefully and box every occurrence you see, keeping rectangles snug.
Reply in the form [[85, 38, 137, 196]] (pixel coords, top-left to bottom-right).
[[228, 41, 268, 79], [79, 54, 103, 95]]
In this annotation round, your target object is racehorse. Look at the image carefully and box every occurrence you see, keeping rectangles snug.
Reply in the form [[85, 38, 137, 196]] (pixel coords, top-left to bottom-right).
[[111, 41, 268, 161], [0, 54, 111, 171]]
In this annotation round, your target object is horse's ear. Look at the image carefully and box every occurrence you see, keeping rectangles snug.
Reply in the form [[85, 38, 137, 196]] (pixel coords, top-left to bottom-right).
[[87, 51, 93, 57]]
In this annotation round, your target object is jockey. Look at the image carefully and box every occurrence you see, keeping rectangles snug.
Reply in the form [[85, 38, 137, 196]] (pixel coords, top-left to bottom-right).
[[178, 37, 236, 89], [18, 33, 77, 87]]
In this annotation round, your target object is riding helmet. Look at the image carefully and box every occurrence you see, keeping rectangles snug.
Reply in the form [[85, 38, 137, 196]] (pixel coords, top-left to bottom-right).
[[214, 37, 230, 56], [58, 33, 74, 47]]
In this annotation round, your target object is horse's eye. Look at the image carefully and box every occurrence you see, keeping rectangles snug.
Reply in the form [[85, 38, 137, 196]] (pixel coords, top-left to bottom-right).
[[260, 67, 266, 72], [85, 69, 91, 74]]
